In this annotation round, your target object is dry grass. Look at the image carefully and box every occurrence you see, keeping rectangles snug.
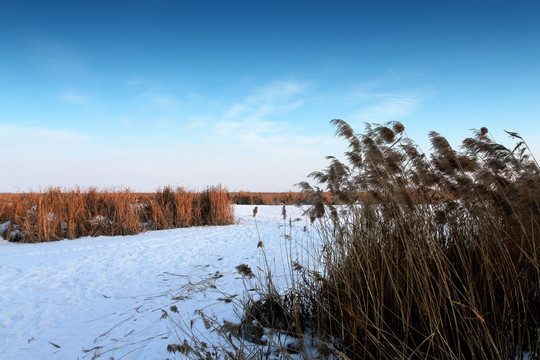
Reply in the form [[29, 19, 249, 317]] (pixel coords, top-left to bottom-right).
[[295, 121, 539, 359], [230, 191, 332, 205], [174, 120, 540, 359], [0, 185, 233, 243]]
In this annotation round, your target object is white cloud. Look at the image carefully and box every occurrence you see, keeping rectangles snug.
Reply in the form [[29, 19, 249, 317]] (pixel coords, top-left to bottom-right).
[[125, 78, 143, 86], [0, 77, 431, 192], [27, 37, 89, 76], [187, 115, 214, 129], [214, 80, 309, 144], [0, 124, 90, 145], [137, 92, 181, 109], [225, 103, 248, 119], [58, 89, 94, 106], [247, 80, 308, 103], [214, 120, 243, 137], [350, 94, 420, 124], [225, 80, 308, 119]]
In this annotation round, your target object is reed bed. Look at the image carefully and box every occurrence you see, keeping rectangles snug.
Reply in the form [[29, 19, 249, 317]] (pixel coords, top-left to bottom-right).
[[0, 186, 233, 243], [177, 121, 539, 359], [230, 191, 332, 205], [230, 191, 306, 205], [298, 121, 539, 358]]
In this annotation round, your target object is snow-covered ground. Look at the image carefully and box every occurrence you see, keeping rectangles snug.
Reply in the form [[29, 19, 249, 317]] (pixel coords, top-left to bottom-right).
[[0, 205, 317, 360]]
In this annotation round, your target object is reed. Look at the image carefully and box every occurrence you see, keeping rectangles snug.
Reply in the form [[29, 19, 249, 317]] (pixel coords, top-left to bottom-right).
[[199, 186, 235, 226], [180, 120, 539, 359], [0, 186, 234, 243], [292, 121, 539, 359], [230, 191, 332, 205]]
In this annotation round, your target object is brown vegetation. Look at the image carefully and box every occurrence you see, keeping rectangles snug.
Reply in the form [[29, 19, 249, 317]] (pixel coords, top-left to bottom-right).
[[177, 120, 539, 359], [0, 186, 233, 243], [292, 121, 540, 358], [229, 191, 331, 205]]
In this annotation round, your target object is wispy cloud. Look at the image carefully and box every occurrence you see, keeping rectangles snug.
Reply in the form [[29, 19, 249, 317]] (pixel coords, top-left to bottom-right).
[[349, 93, 420, 124], [225, 80, 308, 120], [246, 80, 308, 102], [125, 77, 143, 86], [1, 78, 427, 192], [27, 37, 89, 76], [137, 92, 180, 109], [0, 124, 91, 145], [214, 80, 309, 142], [58, 89, 94, 106]]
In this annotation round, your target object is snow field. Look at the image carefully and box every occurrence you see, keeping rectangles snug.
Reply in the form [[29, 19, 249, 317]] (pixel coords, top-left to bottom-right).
[[0, 205, 316, 360]]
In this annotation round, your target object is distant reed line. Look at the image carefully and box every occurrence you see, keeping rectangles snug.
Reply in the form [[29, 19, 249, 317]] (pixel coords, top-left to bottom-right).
[[229, 191, 332, 205]]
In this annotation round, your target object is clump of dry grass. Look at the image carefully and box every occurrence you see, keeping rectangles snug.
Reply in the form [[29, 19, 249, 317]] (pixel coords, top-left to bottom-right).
[[289, 120, 539, 359], [182, 120, 539, 359], [199, 186, 235, 226], [236, 264, 255, 278], [0, 185, 234, 243]]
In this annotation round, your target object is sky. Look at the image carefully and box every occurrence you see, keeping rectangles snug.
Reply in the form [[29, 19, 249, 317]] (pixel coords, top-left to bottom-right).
[[1, 0, 539, 192]]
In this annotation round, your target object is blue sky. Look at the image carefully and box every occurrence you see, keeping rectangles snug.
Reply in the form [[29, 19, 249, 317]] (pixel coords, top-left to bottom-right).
[[1, 0, 539, 192]]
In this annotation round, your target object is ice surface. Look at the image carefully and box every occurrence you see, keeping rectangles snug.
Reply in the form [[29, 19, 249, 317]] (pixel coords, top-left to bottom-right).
[[0, 205, 316, 359]]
